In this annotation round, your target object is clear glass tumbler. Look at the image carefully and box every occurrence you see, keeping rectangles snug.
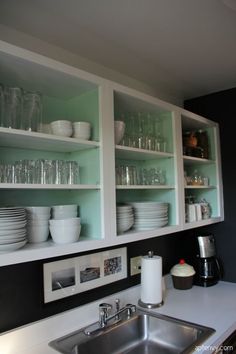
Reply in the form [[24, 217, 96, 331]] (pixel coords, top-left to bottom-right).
[[66, 161, 80, 184], [23, 91, 42, 131], [4, 87, 23, 129], [0, 84, 4, 127]]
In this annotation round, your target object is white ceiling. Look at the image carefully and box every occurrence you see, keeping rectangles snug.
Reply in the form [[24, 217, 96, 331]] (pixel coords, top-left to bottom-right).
[[0, 0, 236, 101]]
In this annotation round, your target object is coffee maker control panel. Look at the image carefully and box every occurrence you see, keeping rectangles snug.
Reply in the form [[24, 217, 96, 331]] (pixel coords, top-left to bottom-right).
[[198, 235, 216, 258]]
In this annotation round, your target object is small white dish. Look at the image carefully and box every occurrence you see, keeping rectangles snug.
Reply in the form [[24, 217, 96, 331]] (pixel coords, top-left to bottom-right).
[[50, 120, 73, 137], [72, 121, 91, 140]]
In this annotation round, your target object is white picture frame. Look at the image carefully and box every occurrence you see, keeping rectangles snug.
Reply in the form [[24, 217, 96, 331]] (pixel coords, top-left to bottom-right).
[[43, 247, 127, 303]]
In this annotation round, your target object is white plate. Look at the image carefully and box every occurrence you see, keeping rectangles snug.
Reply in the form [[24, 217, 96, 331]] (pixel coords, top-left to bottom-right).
[[0, 221, 27, 229], [0, 229, 26, 236], [0, 240, 27, 252], [0, 237, 26, 244], [130, 202, 168, 208], [0, 216, 27, 222]]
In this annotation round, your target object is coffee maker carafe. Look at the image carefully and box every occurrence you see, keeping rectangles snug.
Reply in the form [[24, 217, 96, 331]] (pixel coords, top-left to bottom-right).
[[195, 234, 222, 287]]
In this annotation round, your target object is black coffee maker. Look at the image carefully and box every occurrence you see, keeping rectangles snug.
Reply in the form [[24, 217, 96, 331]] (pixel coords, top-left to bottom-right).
[[194, 234, 222, 287]]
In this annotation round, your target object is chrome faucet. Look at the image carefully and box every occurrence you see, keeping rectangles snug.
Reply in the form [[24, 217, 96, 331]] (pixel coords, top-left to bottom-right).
[[99, 301, 136, 327], [84, 299, 136, 336]]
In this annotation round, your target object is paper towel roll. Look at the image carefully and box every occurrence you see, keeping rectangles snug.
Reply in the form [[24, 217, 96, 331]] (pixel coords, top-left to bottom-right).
[[140, 254, 162, 305]]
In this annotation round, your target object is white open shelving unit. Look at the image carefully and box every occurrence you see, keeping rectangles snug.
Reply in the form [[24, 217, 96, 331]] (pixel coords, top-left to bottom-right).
[[0, 40, 224, 266]]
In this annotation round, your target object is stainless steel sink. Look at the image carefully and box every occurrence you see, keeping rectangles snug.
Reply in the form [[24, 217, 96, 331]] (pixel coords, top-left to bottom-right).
[[49, 309, 215, 354]]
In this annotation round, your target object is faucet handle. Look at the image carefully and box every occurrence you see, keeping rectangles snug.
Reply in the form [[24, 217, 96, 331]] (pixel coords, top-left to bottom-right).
[[99, 303, 112, 327], [115, 298, 120, 312], [126, 304, 136, 317]]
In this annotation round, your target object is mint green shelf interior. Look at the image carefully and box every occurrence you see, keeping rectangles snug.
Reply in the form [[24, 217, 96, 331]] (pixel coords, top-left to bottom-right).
[[116, 156, 175, 186], [0, 189, 101, 239], [185, 189, 219, 218], [116, 189, 176, 226], [43, 89, 100, 141], [113, 91, 174, 154]]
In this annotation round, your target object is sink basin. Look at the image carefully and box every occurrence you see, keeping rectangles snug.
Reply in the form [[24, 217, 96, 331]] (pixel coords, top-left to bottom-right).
[[49, 309, 215, 354]]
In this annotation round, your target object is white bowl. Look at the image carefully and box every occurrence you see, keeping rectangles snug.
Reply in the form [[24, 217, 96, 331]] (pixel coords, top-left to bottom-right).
[[27, 224, 49, 243], [72, 122, 91, 140], [114, 121, 125, 144], [50, 120, 73, 137], [27, 214, 50, 220], [49, 224, 81, 244], [28, 219, 49, 225], [49, 217, 80, 226], [26, 206, 51, 215], [52, 212, 77, 220], [52, 204, 77, 212]]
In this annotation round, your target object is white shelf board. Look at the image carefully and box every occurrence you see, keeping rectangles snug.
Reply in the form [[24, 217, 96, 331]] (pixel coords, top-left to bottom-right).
[[116, 225, 181, 241], [116, 185, 175, 190], [0, 127, 99, 152], [183, 217, 223, 230], [0, 183, 100, 190], [116, 145, 174, 160], [183, 155, 215, 165], [0, 238, 106, 267], [185, 185, 215, 189]]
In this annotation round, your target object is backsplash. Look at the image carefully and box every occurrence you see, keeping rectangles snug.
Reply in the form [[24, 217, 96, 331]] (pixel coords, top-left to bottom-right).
[[0, 228, 209, 333]]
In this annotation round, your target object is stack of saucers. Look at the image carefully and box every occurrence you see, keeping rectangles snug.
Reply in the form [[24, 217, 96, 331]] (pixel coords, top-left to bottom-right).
[[26, 206, 51, 243], [116, 204, 134, 234], [130, 201, 169, 231], [0, 207, 27, 252]]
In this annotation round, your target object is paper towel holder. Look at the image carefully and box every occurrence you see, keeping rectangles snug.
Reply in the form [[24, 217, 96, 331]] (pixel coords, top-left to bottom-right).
[[138, 251, 164, 309], [138, 299, 164, 309]]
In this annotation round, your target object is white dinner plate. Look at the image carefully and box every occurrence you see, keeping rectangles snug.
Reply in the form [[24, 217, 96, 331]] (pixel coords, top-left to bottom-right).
[[0, 237, 26, 244], [0, 240, 27, 252]]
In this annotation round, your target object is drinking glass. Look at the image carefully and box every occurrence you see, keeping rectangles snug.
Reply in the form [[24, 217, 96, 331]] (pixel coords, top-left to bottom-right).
[[52, 160, 67, 185], [4, 87, 23, 129], [66, 161, 80, 184], [136, 112, 145, 149], [23, 91, 42, 131], [0, 84, 4, 127]]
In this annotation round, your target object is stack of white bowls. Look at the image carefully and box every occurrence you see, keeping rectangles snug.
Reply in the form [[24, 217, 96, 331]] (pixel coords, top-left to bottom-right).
[[50, 120, 73, 137], [116, 204, 134, 234], [26, 206, 50, 243], [49, 204, 81, 244], [72, 121, 91, 140]]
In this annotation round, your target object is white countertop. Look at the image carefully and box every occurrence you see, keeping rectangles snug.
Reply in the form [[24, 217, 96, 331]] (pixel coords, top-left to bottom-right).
[[1, 278, 236, 354]]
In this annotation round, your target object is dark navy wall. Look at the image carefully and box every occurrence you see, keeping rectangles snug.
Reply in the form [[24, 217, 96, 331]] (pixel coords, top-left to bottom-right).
[[0, 229, 201, 333], [185, 87, 236, 283]]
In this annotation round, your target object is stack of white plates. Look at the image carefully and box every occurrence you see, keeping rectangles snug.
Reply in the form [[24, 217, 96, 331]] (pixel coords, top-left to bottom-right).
[[0, 207, 27, 252], [116, 204, 134, 234], [130, 202, 169, 231]]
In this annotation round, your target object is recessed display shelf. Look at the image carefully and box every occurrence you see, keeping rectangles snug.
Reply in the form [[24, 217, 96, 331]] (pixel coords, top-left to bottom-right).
[[185, 185, 215, 190], [0, 183, 100, 190], [116, 145, 174, 161], [183, 155, 215, 165], [0, 128, 100, 153], [116, 185, 175, 190]]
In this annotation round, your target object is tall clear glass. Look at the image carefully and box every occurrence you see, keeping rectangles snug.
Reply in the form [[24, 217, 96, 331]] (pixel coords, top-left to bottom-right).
[[23, 91, 42, 131], [4, 87, 23, 129], [0, 84, 4, 127]]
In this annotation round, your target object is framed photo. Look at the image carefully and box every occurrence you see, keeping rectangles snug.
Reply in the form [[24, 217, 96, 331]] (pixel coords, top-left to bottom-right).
[[43, 258, 78, 303], [43, 247, 127, 303]]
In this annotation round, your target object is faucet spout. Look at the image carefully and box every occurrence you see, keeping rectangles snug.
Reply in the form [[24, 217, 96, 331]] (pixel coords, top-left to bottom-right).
[[104, 304, 136, 325]]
